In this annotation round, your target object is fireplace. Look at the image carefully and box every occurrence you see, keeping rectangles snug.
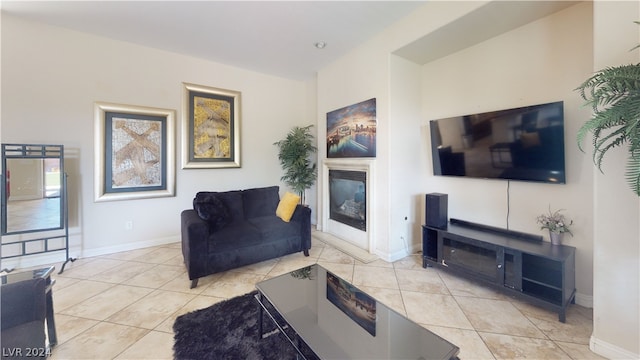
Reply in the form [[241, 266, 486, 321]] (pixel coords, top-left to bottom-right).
[[329, 170, 366, 231], [321, 159, 374, 252]]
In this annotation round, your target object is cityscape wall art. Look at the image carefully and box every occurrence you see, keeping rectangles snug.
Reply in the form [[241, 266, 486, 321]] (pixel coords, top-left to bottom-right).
[[326, 98, 376, 158]]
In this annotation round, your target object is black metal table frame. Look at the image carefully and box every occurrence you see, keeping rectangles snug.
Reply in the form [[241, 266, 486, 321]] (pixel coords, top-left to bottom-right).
[[255, 292, 312, 360]]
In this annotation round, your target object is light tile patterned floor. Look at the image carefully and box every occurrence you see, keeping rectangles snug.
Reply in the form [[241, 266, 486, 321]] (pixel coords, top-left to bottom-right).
[[30, 239, 604, 359]]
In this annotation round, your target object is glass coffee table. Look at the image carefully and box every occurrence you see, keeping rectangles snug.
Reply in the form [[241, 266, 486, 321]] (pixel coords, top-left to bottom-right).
[[255, 264, 459, 359]]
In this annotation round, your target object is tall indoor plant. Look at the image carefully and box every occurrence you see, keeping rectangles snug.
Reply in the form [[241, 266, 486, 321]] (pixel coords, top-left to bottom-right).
[[274, 125, 317, 204], [575, 28, 640, 196]]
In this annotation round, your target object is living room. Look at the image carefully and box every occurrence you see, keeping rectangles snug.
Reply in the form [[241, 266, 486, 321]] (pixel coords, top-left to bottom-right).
[[1, 1, 638, 359]]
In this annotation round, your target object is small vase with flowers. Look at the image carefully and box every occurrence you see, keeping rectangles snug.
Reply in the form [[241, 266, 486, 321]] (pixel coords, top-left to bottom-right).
[[536, 206, 573, 245]]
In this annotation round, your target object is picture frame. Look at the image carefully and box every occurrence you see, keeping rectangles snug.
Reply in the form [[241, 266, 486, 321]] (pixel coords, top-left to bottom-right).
[[94, 102, 176, 202], [182, 83, 241, 169], [326, 98, 377, 158]]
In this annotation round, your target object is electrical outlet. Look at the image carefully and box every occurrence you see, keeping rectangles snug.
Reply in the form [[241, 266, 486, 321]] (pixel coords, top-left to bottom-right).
[[125, 220, 133, 230]]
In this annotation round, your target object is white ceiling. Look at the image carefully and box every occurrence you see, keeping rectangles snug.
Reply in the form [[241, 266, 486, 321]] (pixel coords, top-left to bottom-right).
[[1, 1, 582, 80], [1, 1, 425, 80]]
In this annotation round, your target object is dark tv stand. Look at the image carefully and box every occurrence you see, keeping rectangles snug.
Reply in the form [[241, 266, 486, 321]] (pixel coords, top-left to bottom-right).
[[422, 218, 576, 322]]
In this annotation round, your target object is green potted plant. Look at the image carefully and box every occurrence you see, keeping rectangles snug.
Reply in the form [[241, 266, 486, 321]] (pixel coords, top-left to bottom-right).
[[273, 125, 317, 204], [575, 25, 640, 196]]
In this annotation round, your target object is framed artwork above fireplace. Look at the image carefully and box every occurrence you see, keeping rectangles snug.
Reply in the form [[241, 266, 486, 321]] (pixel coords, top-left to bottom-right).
[[326, 98, 377, 158]]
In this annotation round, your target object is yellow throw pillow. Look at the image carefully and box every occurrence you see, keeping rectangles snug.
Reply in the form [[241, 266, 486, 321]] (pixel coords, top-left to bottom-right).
[[276, 192, 300, 222]]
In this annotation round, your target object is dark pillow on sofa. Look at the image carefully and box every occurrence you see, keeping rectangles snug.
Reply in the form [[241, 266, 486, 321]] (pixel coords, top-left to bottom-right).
[[243, 186, 280, 219], [193, 193, 231, 231], [214, 191, 244, 223]]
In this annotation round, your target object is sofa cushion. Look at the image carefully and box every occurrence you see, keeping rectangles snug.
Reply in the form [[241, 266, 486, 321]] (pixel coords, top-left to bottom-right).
[[209, 222, 262, 252], [248, 215, 300, 240], [193, 193, 231, 231], [208, 191, 245, 224], [243, 186, 280, 219]]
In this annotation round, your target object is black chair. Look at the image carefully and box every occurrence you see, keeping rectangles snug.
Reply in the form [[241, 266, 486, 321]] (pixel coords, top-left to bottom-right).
[[1, 277, 47, 359]]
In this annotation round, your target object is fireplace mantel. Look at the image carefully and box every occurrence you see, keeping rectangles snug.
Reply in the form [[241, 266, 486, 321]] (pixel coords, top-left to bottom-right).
[[319, 159, 375, 252]]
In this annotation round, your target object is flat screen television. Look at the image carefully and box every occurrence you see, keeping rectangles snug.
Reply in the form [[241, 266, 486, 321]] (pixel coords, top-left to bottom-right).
[[429, 101, 565, 184]]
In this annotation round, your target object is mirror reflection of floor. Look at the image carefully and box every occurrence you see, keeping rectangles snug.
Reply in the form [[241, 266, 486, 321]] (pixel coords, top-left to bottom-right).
[[6, 197, 61, 233]]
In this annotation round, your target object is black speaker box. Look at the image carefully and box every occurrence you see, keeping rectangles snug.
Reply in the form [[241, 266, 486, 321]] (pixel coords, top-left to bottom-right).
[[425, 193, 448, 229]]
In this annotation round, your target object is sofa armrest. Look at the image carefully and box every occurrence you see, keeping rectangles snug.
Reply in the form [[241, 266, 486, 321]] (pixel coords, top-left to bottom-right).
[[290, 204, 312, 251], [181, 209, 210, 280], [1, 277, 46, 331]]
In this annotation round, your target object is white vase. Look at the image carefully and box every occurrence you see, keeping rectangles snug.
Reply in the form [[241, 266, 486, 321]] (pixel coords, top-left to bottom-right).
[[549, 231, 563, 245]]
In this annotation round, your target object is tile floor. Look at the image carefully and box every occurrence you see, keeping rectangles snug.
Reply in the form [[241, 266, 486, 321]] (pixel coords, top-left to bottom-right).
[[33, 239, 604, 359]]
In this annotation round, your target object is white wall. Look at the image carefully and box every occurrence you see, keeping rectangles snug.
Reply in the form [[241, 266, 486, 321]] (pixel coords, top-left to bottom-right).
[[590, 1, 640, 358], [389, 54, 423, 258], [316, 38, 393, 258], [1, 14, 313, 266]]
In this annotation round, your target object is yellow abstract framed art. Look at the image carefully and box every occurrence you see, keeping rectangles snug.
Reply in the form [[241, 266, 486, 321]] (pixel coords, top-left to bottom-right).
[[182, 83, 241, 169], [94, 102, 176, 202]]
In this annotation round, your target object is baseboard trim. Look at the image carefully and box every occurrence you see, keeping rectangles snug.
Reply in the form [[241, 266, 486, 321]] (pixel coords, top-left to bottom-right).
[[312, 230, 378, 263], [80, 235, 180, 258], [574, 292, 593, 308], [590, 335, 639, 359], [379, 247, 411, 263], [1, 235, 180, 272]]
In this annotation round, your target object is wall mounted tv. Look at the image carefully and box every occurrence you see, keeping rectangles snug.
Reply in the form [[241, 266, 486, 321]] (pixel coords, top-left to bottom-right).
[[430, 101, 565, 184]]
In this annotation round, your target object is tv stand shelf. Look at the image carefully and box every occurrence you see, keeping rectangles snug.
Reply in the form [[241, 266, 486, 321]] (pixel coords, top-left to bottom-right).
[[422, 218, 576, 322]]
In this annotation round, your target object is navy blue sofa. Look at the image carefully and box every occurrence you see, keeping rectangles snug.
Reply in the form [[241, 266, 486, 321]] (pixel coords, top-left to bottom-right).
[[181, 186, 311, 288]]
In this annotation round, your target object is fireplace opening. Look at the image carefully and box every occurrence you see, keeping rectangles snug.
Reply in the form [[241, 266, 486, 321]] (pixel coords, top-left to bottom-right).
[[329, 170, 366, 231]]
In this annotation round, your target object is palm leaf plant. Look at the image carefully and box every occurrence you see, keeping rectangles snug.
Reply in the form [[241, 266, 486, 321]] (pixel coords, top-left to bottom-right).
[[273, 125, 317, 204], [576, 37, 640, 196]]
